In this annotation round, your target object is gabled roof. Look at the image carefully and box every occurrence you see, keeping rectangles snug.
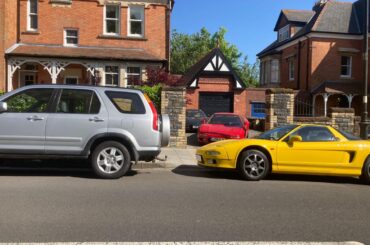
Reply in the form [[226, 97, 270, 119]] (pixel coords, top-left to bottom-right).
[[274, 10, 315, 31], [259, 0, 365, 59], [176, 48, 245, 89]]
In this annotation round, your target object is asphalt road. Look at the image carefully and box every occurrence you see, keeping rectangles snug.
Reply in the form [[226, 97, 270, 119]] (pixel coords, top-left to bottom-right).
[[0, 162, 369, 243]]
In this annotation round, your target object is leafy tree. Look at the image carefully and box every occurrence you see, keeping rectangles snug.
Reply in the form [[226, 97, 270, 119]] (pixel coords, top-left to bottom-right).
[[170, 27, 259, 87]]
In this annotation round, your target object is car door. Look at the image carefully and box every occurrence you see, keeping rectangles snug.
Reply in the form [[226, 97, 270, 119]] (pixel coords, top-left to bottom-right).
[[0, 88, 54, 153], [45, 88, 108, 155], [276, 126, 349, 174]]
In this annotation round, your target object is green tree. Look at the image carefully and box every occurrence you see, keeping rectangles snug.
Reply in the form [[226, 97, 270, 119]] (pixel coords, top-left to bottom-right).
[[170, 27, 259, 87]]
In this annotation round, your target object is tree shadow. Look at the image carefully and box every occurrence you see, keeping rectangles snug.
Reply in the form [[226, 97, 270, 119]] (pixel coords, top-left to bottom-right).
[[171, 165, 362, 185]]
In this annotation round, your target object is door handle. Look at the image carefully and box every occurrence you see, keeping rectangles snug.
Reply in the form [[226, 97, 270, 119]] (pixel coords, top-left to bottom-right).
[[27, 116, 44, 121], [89, 117, 104, 122]]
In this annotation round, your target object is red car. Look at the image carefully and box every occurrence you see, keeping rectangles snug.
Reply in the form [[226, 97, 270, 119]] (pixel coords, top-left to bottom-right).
[[197, 113, 250, 145]]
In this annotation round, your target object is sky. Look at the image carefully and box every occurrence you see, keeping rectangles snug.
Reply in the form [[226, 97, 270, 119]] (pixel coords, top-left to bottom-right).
[[171, 0, 357, 63]]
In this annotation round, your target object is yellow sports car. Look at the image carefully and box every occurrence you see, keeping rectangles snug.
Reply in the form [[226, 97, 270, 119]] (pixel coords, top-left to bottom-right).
[[196, 124, 370, 183]]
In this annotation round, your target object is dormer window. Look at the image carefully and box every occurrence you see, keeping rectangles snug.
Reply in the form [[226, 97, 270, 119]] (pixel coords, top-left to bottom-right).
[[278, 25, 290, 42]]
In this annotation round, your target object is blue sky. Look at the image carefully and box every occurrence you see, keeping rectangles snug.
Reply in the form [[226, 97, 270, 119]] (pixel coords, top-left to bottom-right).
[[171, 0, 356, 63]]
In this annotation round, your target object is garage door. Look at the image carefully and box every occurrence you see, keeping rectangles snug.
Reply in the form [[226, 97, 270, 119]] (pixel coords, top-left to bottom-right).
[[199, 93, 233, 117]]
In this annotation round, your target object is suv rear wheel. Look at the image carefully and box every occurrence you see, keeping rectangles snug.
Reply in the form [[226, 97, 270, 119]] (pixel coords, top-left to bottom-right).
[[91, 141, 131, 179]]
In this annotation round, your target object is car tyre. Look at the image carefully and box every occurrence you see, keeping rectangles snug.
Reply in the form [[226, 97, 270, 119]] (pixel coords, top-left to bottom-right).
[[360, 157, 370, 185], [91, 141, 131, 179], [238, 149, 270, 181]]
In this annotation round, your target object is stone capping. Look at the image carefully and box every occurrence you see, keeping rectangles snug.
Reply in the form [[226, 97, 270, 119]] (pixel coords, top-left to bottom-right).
[[329, 107, 355, 113], [161, 86, 186, 91], [294, 117, 331, 123], [266, 88, 294, 95]]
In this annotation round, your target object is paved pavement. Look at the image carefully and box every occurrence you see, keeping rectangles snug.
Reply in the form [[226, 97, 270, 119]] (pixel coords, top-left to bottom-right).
[[0, 167, 369, 243]]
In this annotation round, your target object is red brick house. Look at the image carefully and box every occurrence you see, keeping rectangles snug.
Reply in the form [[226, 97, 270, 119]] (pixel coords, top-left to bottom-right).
[[0, 0, 173, 92], [178, 48, 266, 119], [257, 0, 368, 116]]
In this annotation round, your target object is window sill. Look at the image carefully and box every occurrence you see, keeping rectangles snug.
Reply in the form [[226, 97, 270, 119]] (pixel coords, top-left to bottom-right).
[[340, 76, 353, 79], [22, 31, 40, 35], [98, 35, 147, 41], [49, 0, 72, 4]]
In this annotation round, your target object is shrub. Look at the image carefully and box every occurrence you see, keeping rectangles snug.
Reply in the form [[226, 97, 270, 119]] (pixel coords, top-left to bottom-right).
[[135, 84, 162, 111]]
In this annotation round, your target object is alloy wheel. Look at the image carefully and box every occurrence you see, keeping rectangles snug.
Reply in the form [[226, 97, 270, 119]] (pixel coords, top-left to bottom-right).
[[244, 153, 266, 178], [97, 147, 125, 174]]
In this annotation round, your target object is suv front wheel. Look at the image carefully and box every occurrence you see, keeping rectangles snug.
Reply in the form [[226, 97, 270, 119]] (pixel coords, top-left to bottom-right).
[[91, 141, 131, 179]]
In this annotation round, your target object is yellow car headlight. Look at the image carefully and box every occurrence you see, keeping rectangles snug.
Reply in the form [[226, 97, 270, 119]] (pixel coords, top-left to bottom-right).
[[206, 151, 221, 156]]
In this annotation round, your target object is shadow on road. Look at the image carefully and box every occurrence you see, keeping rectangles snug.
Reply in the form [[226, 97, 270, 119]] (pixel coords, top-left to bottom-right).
[[0, 159, 138, 179], [172, 164, 362, 185], [187, 133, 199, 147]]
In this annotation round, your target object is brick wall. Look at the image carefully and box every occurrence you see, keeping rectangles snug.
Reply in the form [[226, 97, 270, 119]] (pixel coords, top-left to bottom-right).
[[245, 88, 267, 118], [0, 0, 18, 91], [18, 0, 168, 60], [161, 87, 187, 148]]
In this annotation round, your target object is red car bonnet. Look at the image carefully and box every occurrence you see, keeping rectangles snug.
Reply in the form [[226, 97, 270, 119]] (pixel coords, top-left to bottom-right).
[[199, 123, 245, 136]]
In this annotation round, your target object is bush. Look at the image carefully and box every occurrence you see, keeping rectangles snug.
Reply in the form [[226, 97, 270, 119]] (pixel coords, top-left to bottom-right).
[[135, 84, 162, 111], [0, 90, 4, 96]]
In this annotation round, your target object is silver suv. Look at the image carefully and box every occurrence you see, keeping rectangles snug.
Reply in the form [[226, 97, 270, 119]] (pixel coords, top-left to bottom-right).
[[0, 85, 170, 179]]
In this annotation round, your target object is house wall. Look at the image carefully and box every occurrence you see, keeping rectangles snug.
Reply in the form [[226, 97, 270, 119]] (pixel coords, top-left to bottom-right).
[[0, 0, 18, 92], [309, 38, 363, 90], [18, 0, 168, 60]]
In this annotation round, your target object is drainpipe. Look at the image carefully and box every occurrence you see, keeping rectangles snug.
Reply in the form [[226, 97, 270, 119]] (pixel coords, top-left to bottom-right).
[[297, 41, 301, 90], [17, 0, 20, 43], [306, 36, 310, 91]]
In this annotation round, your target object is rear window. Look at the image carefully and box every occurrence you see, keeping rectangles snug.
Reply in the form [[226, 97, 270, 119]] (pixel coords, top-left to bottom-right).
[[209, 115, 243, 127], [105, 91, 146, 114]]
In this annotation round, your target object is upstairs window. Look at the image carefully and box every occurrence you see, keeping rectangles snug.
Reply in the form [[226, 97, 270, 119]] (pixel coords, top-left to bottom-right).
[[127, 67, 141, 86], [104, 5, 120, 35], [288, 58, 295, 81], [278, 25, 290, 42], [341, 56, 352, 78], [64, 29, 78, 46], [128, 6, 144, 37], [28, 0, 38, 31]]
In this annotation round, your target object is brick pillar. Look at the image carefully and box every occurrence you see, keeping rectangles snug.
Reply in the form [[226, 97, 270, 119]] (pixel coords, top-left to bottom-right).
[[265, 88, 294, 130], [329, 108, 355, 133], [161, 86, 187, 148]]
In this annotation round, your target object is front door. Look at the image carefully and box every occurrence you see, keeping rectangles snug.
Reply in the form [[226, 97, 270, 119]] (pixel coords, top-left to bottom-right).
[[45, 88, 108, 155], [0, 88, 54, 153], [277, 126, 349, 174]]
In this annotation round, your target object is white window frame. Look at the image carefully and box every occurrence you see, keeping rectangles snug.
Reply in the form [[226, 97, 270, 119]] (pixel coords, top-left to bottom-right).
[[104, 5, 121, 36], [105, 66, 120, 87], [278, 25, 290, 42], [128, 5, 145, 37], [289, 58, 295, 81], [64, 76, 79, 85], [271, 59, 280, 84], [341, 56, 352, 78], [27, 0, 38, 31], [64, 29, 79, 47], [126, 66, 142, 86]]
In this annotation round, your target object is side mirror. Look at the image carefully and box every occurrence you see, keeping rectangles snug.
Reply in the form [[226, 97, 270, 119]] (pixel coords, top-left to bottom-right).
[[0, 102, 7, 113], [288, 135, 302, 145]]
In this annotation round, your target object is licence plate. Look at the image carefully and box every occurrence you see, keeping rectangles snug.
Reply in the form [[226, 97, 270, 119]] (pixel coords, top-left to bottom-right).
[[196, 154, 203, 162], [192, 125, 199, 129]]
